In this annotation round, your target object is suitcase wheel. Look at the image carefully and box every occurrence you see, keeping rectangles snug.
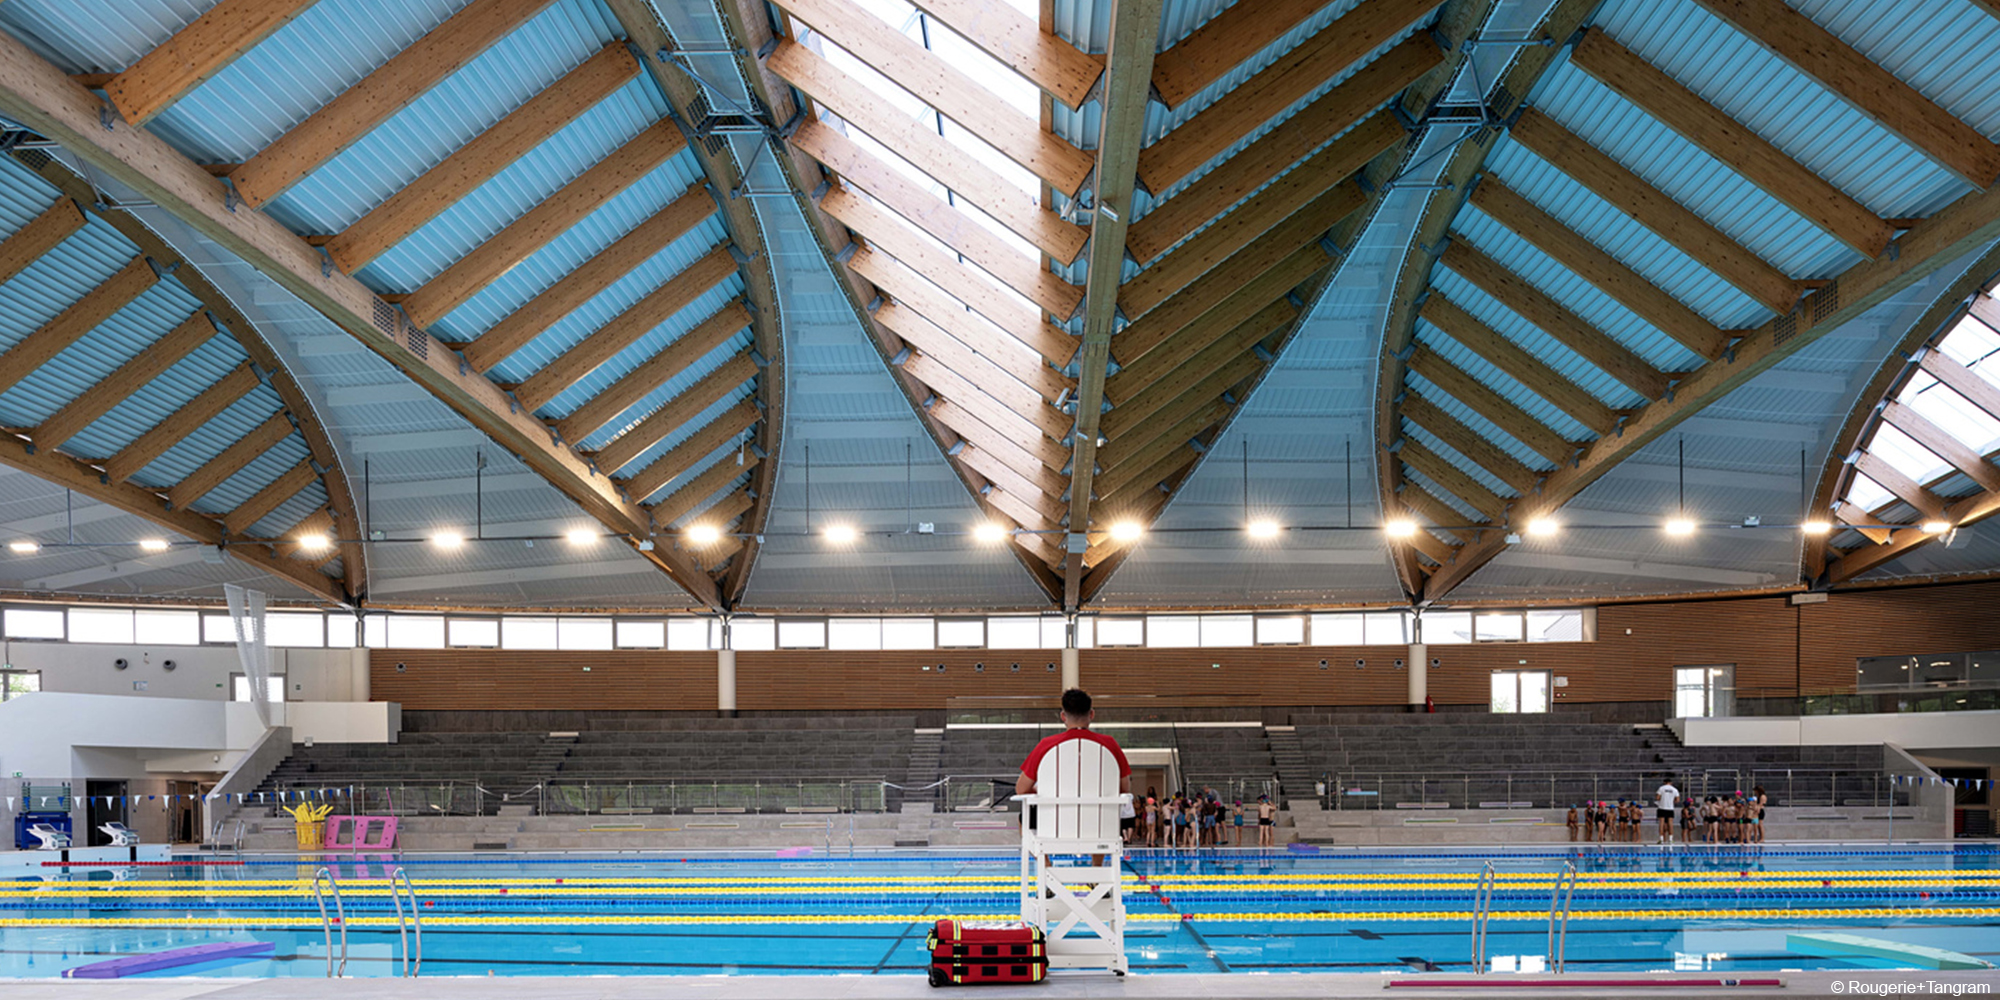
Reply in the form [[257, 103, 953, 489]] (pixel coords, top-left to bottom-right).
[[928, 967, 947, 988]]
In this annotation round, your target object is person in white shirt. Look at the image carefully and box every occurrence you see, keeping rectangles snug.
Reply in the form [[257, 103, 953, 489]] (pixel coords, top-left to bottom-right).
[[1655, 779, 1680, 844]]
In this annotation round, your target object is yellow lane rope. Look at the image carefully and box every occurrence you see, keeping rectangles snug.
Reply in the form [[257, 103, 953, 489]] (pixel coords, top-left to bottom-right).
[[2, 906, 1997, 929]]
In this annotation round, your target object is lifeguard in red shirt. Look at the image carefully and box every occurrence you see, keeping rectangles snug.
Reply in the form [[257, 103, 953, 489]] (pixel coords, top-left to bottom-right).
[[1015, 688, 1131, 798]]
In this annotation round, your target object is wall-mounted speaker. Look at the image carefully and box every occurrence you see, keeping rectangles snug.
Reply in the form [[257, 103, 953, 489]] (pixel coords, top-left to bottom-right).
[[113, 658, 129, 670]]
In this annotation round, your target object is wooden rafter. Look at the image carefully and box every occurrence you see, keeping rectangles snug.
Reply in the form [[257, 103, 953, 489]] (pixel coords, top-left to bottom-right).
[[0, 39, 724, 606], [1417, 294, 1618, 436], [624, 401, 761, 502], [1105, 297, 1294, 406], [231, 0, 557, 207], [1399, 439, 1507, 522], [903, 348, 1068, 443], [1405, 345, 1574, 465], [0, 198, 85, 285], [103, 364, 258, 481], [463, 186, 717, 372], [34, 311, 216, 451], [1853, 452, 1944, 519], [1099, 349, 1260, 442], [1508, 109, 1799, 316], [1094, 400, 1226, 496], [168, 411, 292, 510], [513, 243, 737, 412], [765, 39, 1088, 264], [1400, 481, 1482, 542], [1566, 27, 1893, 258], [929, 397, 1068, 480], [1882, 400, 2000, 493], [592, 349, 757, 475], [554, 300, 751, 445], [401, 122, 689, 328], [1439, 240, 1673, 399], [1116, 243, 1328, 366], [1154, 0, 1384, 108], [1399, 390, 1541, 494], [869, 295, 1061, 414], [1137, 0, 1435, 192], [1920, 348, 2000, 420], [1124, 179, 1364, 320], [325, 43, 641, 273], [1692, 0, 2000, 189], [0, 256, 158, 396], [1467, 177, 1728, 360], [1065, 0, 1162, 608], [222, 460, 316, 534], [792, 121, 1083, 318], [654, 454, 760, 528], [902, 0, 1102, 108], [850, 247, 1068, 395], [774, 0, 1093, 195], [103, 0, 321, 128]]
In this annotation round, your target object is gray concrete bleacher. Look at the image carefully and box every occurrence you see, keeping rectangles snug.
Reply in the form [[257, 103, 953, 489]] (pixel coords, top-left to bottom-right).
[[934, 723, 1274, 808]]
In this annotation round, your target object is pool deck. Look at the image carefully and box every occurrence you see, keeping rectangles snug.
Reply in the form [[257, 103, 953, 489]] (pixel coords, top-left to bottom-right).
[[6, 970, 2000, 998]]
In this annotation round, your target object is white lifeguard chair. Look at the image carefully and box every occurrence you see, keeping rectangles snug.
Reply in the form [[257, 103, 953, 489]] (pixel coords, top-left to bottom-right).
[[99, 822, 140, 847], [1014, 738, 1128, 976]]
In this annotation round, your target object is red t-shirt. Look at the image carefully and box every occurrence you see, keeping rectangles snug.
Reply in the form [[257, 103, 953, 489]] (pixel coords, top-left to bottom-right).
[[1021, 728, 1131, 781]]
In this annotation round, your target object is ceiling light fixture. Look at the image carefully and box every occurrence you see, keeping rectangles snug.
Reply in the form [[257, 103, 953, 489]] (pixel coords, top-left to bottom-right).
[[686, 524, 721, 545], [139, 538, 170, 552], [431, 532, 464, 550], [565, 528, 597, 546], [1663, 518, 1696, 537], [1799, 521, 1833, 536], [1526, 517, 1560, 537], [1383, 520, 1419, 539], [1245, 519, 1281, 540], [973, 522, 1010, 543], [297, 534, 330, 552], [823, 524, 858, 545], [1109, 521, 1144, 542], [1922, 519, 1954, 535], [8, 540, 38, 554]]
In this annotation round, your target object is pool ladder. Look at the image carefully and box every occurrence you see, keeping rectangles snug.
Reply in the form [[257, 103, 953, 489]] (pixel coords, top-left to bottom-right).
[[387, 867, 424, 977], [1469, 862, 1495, 974], [1546, 862, 1578, 974], [308, 868, 348, 978]]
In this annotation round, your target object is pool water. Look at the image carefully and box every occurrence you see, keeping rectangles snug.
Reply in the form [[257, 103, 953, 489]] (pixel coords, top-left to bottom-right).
[[2, 846, 1996, 978]]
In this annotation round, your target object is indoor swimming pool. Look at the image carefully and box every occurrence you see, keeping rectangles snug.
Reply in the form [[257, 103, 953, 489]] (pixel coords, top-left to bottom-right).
[[1, 845, 1995, 978]]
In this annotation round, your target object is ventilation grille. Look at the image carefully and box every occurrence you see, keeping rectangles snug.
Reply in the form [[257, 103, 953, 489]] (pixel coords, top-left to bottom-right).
[[406, 324, 428, 361], [1809, 279, 1840, 325], [1490, 85, 1518, 121], [370, 298, 397, 336], [1773, 311, 1797, 347]]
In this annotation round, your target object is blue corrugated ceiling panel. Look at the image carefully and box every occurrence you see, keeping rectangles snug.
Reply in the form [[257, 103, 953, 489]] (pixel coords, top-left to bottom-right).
[[62, 334, 244, 460], [626, 396, 759, 502], [415, 164, 712, 341], [1534, 62, 1859, 279], [1403, 370, 1555, 472], [556, 324, 754, 438], [1483, 138, 1769, 330], [267, 0, 629, 233], [1399, 466, 1479, 522], [0, 0, 190, 74], [0, 279, 203, 426], [348, 86, 682, 289], [1425, 266, 1644, 410], [536, 277, 746, 417], [1593, 0, 1970, 219], [1049, 0, 1109, 53], [130, 385, 285, 489], [487, 217, 733, 381], [0, 156, 58, 230], [1400, 421, 1517, 498], [587, 348, 757, 468], [0, 224, 141, 350], [1412, 321, 1592, 447], [1452, 206, 1705, 374], [249, 480, 330, 540], [190, 435, 312, 515], [1145, 0, 1375, 135], [1798, 0, 2000, 135], [663, 467, 753, 529]]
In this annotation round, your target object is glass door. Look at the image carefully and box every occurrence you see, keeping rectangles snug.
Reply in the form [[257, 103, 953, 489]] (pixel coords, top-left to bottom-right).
[[1673, 665, 1734, 717], [1490, 671, 1551, 713]]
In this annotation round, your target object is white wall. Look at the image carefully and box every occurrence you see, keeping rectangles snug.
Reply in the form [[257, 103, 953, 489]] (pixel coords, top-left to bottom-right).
[[5, 640, 368, 702], [1682, 711, 2000, 750]]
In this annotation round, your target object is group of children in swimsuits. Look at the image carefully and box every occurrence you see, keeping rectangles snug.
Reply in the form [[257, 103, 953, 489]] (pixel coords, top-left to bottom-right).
[[1565, 787, 1766, 844], [1131, 789, 1277, 848]]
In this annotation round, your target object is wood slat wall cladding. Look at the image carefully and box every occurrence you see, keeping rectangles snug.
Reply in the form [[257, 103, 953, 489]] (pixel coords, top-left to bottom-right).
[[367, 581, 2000, 711]]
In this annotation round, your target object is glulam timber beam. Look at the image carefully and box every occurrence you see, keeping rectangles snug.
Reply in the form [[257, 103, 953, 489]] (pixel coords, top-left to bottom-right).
[[401, 122, 689, 328], [1826, 488, 2000, 584], [1105, 298, 1294, 406], [869, 295, 1062, 415], [555, 299, 752, 444], [851, 249, 1069, 397], [929, 397, 1068, 480], [231, 0, 557, 207], [1421, 146, 2000, 601], [1853, 452, 1945, 519], [464, 186, 717, 372], [1130, 72, 1421, 261], [1399, 482, 1484, 542], [168, 411, 292, 510], [0, 256, 158, 395], [1467, 178, 1728, 360], [1099, 349, 1261, 442], [513, 243, 737, 412], [653, 454, 760, 528], [774, 0, 1093, 196], [1151, 0, 1432, 109], [792, 121, 1083, 318], [34, 311, 216, 450], [1920, 348, 2000, 420], [1399, 440, 1508, 522], [1416, 294, 1618, 436], [1095, 398, 1229, 490], [903, 0, 1102, 107], [1123, 178, 1364, 319], [830, 188, 1074, 368], [1405, 346, 1574, 465], [1066, 0, 1161, 608], [1508, 109, 1799, 316], [765, 39, 1088, 264], [0, 38, 723, 606], [1115, 243, 1329, 367], [1882, 400, 2000, 493], [1137, 0, 1434, 191], [326, 43, 641, 273], [0, 198, 85, 285], [1399, 390, 1541, 494], [1691, 0, 2000, 189], [904, 349, 1068, 444], [592, 349, 757, 475], [222, 460, 316, 535], [624, 401, 761, 502], [103, 0, 320, 128], [1439, 240, 1672, 400], [1567, 27, 1893, 257]]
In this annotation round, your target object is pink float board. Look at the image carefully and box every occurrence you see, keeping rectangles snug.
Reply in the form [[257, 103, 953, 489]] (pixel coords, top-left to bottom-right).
[[64, 941, 273, 978]]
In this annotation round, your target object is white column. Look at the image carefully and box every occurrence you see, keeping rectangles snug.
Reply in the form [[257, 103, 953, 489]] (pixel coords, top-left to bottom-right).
[[350, 648, 370, 703], [1407, 642, 1428, 708], [717, 649, 737, 714], [1060, 647, 1080, 691]]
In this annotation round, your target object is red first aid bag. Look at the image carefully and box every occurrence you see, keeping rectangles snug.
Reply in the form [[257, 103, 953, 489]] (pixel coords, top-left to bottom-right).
[[926, 919, 1047, 986]]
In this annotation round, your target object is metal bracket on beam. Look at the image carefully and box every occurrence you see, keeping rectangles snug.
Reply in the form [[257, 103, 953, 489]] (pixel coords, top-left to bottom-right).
[[1065, 532, 1089, 554], [222, 178, 241, 214], [548, 426, 565, 449], [1613, 414, 1629, 438], [890, 347, 912, 366], [1420, 235, 1453, 259], [1393, 343, 1416, 362]]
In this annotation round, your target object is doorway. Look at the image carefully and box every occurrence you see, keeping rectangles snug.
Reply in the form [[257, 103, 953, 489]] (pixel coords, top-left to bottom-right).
[[168, 780, 203, 844], [1674, 665, 1735, 718], [1490, 670, 1552, 713], [84, 780, 127, 847]]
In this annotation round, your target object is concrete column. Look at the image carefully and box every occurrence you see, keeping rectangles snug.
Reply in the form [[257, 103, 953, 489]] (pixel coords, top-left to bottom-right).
[[1060, 647, 1080, 691], [349, 649, 369, 703], [1407, 642, 1427, 709], [717, 650, 737, 715]]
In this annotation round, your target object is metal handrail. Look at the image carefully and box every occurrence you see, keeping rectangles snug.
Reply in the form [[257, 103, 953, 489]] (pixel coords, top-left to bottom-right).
[[1546, 862, 1577, 974], [388, 867, 423, 978], [308, 868, 348, 978], [1470, 861, 1496, 975]]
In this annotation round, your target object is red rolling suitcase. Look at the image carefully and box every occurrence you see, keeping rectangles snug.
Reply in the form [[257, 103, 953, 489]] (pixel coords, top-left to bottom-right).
[[926, 919, 1047, 986]]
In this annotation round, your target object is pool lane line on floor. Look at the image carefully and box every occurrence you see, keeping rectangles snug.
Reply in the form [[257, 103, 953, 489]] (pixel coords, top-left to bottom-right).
[[6, 905, 2000, 929]]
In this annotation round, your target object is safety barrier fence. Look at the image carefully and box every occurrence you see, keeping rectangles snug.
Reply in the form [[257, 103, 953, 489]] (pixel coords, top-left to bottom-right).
[[1322, 768, 1900, 811]]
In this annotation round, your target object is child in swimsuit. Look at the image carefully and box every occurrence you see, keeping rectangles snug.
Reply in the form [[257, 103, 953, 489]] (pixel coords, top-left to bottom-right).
[[1257, 795, 1276, 848]]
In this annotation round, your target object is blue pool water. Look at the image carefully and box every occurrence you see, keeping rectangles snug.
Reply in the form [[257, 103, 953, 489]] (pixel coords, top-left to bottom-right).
[[2, 845, 1996, 978]]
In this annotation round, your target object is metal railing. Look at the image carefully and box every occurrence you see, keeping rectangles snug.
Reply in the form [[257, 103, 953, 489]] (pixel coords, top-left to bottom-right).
[[387, 867, 422, 978], [1546, 862, 1577, 974], [265, 776, 892, 816], [308, 868, 347, 978], [1324, 767, 1900, 810], [1469, 861, 1496, 975]]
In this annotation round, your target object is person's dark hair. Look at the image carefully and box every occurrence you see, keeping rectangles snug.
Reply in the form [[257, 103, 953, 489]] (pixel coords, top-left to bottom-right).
[[1060, 688, 1092, 717]]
